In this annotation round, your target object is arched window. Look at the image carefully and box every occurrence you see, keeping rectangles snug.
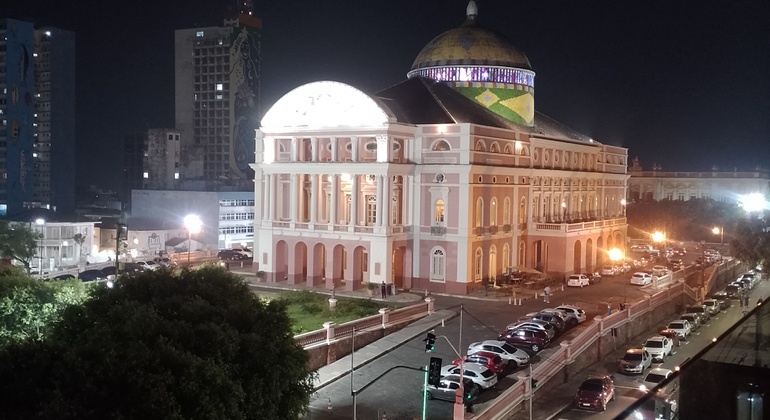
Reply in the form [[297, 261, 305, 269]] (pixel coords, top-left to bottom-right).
[[518, 241, 526, 267], [435, 199, 445, 223], [490, 142, 500, 153], [504, 144, 513, 154], [503, 197, 511, 226], [519, 197, 527, 225], [475, 197, 484, 227], [489, 245, 497, 281], [430, 248, 446, 282], [490, 198, 498, 226], [432, 140, 450, 151], [474, 248, 483, 281], [503, 244, 510, 272], [475, 140, 486, 151]]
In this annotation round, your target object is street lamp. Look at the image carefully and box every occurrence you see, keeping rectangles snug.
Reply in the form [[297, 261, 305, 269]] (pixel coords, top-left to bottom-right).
[[741, 193, 766, 213], [184, 214, 202, 264], [608, 248, 625, 304], [712, 226, 724, 245], [35, 218, 45, 274]]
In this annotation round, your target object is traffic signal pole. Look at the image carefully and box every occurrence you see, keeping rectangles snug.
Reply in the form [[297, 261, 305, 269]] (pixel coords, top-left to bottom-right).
[[454, 306, 464, 420]]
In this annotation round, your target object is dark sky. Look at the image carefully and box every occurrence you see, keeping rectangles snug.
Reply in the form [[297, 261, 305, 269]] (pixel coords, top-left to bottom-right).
[[2, 0, 769, 191]]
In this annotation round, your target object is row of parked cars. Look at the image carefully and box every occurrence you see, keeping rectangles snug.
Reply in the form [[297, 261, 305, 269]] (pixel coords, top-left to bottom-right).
[[424, 305, 588, 404], [48, 257, 177, 282]]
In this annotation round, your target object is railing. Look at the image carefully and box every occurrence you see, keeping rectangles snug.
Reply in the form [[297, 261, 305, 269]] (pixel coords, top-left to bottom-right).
[[354, 226, 374, 233], [489, 225, 498, 235], [475, 227, 485, 236], [502, 224, 511, 233], [431, 226, 447, 236]]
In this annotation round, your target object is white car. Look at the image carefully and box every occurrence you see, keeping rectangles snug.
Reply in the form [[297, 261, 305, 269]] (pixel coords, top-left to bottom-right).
[[440, 363, 498, 389], [505, 321, 555, 339], [630, 272, 652, 285], [136, 260, 160, 271], [600, 266, 617, 276], [652, 265, 668, 276], [640, 368, 677, 395], [643, 336, 674, 362], [231, 247, 253, 258], [666, 320, 692, 339], [702, 299, 720, 316], [555, 305, 587, 326], [468, 340, 530, 368], [567, 274, 590, 287]]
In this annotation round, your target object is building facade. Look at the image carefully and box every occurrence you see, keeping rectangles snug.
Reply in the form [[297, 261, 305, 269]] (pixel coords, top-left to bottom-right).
[[251, 2, 628, 294], [627, 159, 770, 203], [142, 128, 181, 190], [174, 9, 261, 189]]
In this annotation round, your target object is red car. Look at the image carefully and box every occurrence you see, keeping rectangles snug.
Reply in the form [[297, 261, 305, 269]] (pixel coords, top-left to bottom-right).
[[498, 328, 550, 353], [574, 374, 615, 411], [452, 351, 506, 375]]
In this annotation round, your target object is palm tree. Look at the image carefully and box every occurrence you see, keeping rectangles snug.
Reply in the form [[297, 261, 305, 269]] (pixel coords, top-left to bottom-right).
[[73, 233, 86, 263]]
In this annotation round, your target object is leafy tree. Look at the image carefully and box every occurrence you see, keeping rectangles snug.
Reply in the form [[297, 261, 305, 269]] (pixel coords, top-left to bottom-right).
[[0, 267, 89, 347], [72, 232, 86, 262], [0, 220, 42, 274], [730, 216, 770, 272], [0, 266, 315, 420]]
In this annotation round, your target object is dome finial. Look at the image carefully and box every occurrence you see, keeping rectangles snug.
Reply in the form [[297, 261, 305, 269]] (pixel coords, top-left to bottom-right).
[[466, 1, 478, 19]]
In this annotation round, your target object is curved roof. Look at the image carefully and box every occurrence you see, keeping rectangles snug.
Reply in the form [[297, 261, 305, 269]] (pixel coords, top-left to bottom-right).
[[261, 81, 393, 130], [410, 2, 531, 71]]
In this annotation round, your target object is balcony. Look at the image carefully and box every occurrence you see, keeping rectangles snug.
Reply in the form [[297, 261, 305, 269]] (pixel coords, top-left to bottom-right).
[[531, 217, 627, 233], [474, 226, 484, 236], [489, 225, 498, 235], [431, 226, 447, 236], [502, 224, 511, 233]]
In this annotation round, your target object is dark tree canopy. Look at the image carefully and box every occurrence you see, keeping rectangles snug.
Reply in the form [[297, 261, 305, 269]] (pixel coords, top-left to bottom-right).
[[730, 216, 770, 272], [0, 266, 314, 420], [626, 198, 742, 243], [0, 221, 42, 273]]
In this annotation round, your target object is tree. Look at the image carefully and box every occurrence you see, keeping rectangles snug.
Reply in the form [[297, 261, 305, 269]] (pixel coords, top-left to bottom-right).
[[730, 216, 770, 272], [0, 267, 89, 348], [0, 221, 41, 274], [0, 266, 315, 420], [73, 232, 86, 262]]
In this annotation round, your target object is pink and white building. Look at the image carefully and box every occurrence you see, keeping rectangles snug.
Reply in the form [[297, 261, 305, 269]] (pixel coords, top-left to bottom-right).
[[251, 2, 628, 294]]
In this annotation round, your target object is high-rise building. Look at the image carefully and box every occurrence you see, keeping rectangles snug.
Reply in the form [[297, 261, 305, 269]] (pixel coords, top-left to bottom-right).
[[174, 6, 261, 190], [0, 19, 75, 215], [142, 128, 181, 190], [33, 27, 76, 213]]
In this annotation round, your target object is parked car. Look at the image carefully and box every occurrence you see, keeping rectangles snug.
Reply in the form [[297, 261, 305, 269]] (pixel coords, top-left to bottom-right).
[[554, 305, 587, 326], [135, 260, 160, 271], [154, 257, 177, 267], [685, 305, 711, 322], [440, 363, 498, 390], [679, 313, 701, 331], [703, 299, 721, 316], [617, 348, 652, 375], [51, 273, 76, 281], [652, 265, 668, 276], [79, 269, 106, 282], [708, 292, 731, 310], [584, 272, 602, 285], [122, 262, 144, 275], [631, 272, 652, 286], [498, 328, 550, 353], [600, 266, 617, 277], [724, 283, 742, 298], [452, 351, 506, 375], [657, 329, 682, 347], [667, 259, 684, 271], [567, 274, 589, 287], [217, 249, 248, 261], [467, 340, 530, 368], [423, 375, 479, 404], [527, 311, 567, 331], [505, 321, 556, 340], [640, 368, 676, 394], [101, 266, 118, 279], [667, 320, 692, 339], [231, 247, 253, 258], [574, 375, 615, 411], [643, 336, 674, 362]]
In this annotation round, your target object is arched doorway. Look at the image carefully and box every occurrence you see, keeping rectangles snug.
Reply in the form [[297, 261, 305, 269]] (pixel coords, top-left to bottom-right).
[[585, 238, 593, 273], [596, 237, 604, 267], [275, 240, 289, 282], [392, 246, 406, 288], [531, 240, 544, 272], [573, 240, 582, 274], [489, 245, 497, 284], [290, 242, 307, 284]]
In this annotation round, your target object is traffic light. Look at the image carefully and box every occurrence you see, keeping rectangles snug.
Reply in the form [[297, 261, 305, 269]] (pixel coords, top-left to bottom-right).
[[428, 357, 442, 387], [424, 330, 436, 352], [530, 377, 539, 390]]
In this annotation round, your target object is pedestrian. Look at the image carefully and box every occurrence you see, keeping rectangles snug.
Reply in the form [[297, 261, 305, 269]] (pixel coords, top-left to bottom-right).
[[607, 303, 612, 315], [380, 282, 387, 299], [543, 286, 551, 303]]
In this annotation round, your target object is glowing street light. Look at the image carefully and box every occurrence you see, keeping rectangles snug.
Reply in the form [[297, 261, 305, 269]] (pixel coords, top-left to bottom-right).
[[741, 193, 766, 213], [712, 226, 724, 244], [651, 231, 666, 243], [608, 248, 626, 304], [184, 214, 202, 264]]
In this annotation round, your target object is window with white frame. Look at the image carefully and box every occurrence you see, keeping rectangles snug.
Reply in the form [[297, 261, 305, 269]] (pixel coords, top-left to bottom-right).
[[474, 248, 483, 281], [430, 248, 446, 282], [490, 197, 498, 226], [435, 199, 445, 223], [503, 244, 510, 272], [503, 197, 510, 225], [366, 196, 377, 225], [475, 197, 483, 227], [519, 197, 527, 224]]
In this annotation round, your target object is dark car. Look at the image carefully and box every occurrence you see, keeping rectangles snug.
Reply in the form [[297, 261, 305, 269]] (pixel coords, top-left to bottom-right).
[[529, 313, 566, 331], [574, 375, 615, 411], [122, 262, 144, 275], [101, 266, 118, 278], [423, 375, 479, 404], [50, 273, 76, 281], [498, 328, 550, 353], [584, 272, 601, 284], [217, 249, 247, 261], [724, 284, 742, 298], [658, 329, 681, 348], [79, 269, 106, 282], [685, 305, 710, 322]]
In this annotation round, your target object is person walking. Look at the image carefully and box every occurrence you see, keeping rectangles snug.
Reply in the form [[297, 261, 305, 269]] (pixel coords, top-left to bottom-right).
[[380, 282, 387, 299], [543, 286, 551, 303]]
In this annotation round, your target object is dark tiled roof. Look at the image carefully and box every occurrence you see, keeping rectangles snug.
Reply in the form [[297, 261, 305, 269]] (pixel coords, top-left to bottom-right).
[[376, 77, 592, 143]]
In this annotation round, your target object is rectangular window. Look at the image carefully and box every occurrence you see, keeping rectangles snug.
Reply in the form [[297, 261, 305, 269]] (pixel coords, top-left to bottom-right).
[[196, 31, 204, 37], [216, 83, 223, 91], [366, 196, 377, 225]]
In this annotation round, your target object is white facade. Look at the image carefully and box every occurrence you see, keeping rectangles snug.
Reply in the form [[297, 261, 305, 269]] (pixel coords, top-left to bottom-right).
[[252, 82, 628, 294], [28, 221, 94, 271]]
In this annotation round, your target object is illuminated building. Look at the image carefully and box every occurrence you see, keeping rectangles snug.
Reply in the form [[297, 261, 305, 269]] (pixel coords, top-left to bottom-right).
[[251, 2, 628, 294]]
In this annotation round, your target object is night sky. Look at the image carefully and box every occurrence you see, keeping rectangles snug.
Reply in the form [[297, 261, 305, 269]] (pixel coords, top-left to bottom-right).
[[2, 0, 769, 192]]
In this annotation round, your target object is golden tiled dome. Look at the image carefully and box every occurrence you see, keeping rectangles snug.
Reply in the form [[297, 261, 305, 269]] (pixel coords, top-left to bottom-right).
[[410, 2, 531, 71]]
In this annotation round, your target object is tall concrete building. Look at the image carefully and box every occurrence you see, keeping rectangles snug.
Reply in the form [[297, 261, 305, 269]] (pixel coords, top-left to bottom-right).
[[33, 27, 76, 213], [0, 19, 75, 215], [142, 128, 181, 190], [174, 6, 261, 190]]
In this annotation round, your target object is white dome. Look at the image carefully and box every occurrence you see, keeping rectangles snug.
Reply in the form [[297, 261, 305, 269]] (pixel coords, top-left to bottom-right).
[[261, 81, 391, 131]]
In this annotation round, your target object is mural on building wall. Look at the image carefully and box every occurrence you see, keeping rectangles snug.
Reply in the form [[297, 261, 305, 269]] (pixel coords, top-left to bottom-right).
[[454, 83, 534, 126], [229, 23, 261, 178]]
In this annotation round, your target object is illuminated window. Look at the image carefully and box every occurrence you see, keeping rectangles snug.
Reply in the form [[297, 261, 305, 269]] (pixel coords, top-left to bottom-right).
[[490, 198, 498, 226], [475, 198, 484, 227], [366, 196, 377, 225], [432, 140, 450, 151], [216, 83, 223, 91], [196, 31, 204, 37], [475, 248, 483, 281], [435, 200, 445, 223], [143, 172, 149, 179], [174, 172, 179, 179]]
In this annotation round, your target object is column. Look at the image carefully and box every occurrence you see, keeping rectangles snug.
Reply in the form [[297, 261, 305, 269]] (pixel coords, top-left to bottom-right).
[[267, 174, 274, 221], [330, 174, 339, 225], [351, 136, 359, 162], [310, 174, 318, 224], [311, 137, 318, 162], [401, 175, 410, 226], [254, 172, 264, 223], [290, 173, 298, 224], [383, 175, 392, 227], [330, 137, 337, 162], [350, 176, 359, 230], [291, 137, 298, 162], [376, 175, 384, 227]]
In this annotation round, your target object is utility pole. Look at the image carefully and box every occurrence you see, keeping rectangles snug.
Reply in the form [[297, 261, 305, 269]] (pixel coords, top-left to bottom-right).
[[115, 222, 125, 275]]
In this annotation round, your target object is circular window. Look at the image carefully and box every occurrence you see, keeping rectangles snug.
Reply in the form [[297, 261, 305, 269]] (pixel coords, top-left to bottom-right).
[[345, 142, 352, 151], [492, 176, 497, 183], [365, 142, 377, 152], [478, 176, 483, 183], [435, 173, 445, 183], [533, 150, 539, 161], [392, 142, 401, 151], [506, 177, 510, 183]]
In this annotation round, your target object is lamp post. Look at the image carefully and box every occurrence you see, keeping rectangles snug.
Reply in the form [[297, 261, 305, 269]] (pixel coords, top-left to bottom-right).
[[35, 218, 45, 274], [184, 214, 202, 264], [608, 248, 625, 303], [712, 226, 723, 245]]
